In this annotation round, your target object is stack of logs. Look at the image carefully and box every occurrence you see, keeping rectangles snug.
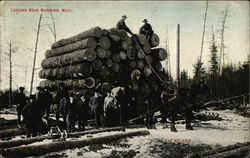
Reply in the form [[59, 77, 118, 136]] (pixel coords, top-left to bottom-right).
[[39, 26, 167, 94]]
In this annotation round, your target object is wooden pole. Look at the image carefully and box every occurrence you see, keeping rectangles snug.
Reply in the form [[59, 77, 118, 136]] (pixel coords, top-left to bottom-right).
[[177, 24, 180, 88], [30, 14, 42, 95], [9, 42, 13, 107]]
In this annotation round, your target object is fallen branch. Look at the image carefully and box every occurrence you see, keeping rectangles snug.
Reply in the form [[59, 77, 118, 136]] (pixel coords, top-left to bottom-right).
[[0, 128, 26, 138], [0, 130, 150, 157], [0, 126, 125, 148]]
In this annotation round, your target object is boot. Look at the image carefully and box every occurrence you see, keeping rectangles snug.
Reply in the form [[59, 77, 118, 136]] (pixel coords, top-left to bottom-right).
[[170, 122, 177, 132], [186, 122, 194, 130]]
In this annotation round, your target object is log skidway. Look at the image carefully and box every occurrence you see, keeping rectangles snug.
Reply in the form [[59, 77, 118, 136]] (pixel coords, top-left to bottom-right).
[[0, 130, 150, 157], [0, 126, 125, 149]]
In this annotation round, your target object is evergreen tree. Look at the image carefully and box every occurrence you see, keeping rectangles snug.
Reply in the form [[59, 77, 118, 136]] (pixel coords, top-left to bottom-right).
[[193, 59, 206, 82], [180, 69, 189, 87]]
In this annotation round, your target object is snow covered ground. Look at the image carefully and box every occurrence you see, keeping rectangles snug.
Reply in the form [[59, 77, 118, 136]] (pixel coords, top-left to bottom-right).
[[38, 109, 249, 158]]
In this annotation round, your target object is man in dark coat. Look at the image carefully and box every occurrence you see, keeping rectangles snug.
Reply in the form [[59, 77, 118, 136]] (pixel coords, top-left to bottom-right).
[[14, 87, 27, 126], [76, 95, 89, 130], [55, 83, 69, 120], [89, 91, 103, 128], [22, 95, 43, 137], [43, 86, 53, 118], [139, 19, 154, 40], [116, 87, 129, 125], [116, 15, 135, 36]]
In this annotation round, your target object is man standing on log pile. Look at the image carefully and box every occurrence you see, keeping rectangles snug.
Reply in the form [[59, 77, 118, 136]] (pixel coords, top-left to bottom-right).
[[14, 87, 27, 127], [139, 19, 154, 40], [76, 95, 89, 130], [55, 83, 69, 120], [116, 15, 136, 36], [89, 91, 104, 128]]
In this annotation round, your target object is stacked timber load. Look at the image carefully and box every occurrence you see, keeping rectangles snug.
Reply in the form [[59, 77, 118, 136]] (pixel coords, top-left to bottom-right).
[[39, 26, 167, 94]]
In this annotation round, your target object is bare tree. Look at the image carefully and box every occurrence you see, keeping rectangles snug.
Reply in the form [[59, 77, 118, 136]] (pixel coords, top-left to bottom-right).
[[30, 14, 42, 95], [3, 41, 17, 106], [197, 0, 209, 81], [218, 8, 229, 74]]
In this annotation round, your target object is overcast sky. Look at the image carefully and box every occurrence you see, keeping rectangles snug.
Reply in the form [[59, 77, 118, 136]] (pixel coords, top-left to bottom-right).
[[0, 1, 249, 92]]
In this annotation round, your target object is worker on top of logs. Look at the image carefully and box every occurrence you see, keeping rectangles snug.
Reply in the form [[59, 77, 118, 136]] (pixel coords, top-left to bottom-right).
[[116, 15, 135, 36], [139, 19, 154, 40], [14, 87, 27, 127]]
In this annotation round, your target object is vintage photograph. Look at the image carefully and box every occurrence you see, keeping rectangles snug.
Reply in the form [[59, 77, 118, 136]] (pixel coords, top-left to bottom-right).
[[0, 1, 249, 157]]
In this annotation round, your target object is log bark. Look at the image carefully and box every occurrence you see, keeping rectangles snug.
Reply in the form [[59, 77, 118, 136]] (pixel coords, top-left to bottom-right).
[[137, 60, 145, 70], [0, 130, 149, 157], [105, 50, 112, 59], [99, 36, 110, 50], [39, 63, 92, 79], [112, 63, 120, 73], [112, 53, 121, 63], [51, 27, 102, 49], [131, 69, 141, 80], [105, 59, 113, 68], [137, 34, 146, 45], [46, 38, 97, 58], [149, 33, 160, 47], [96, 47, 106, 58], [144, 65, 152, 77], [121, 37, 132, 50], [39, 77, 95, 89], [137, 49, 144, 59], [108, 28, 128, 41], [129, 61, 137, 69], [151, 48, 167, 61], [0, 128, 26, 138], [0, 127, 126, 149], [41, 49, 96, 69], [145, 55, 153, 64], [143, 42, 151, 54], [92, 59, 103, 71], [127, 46, 136, 60], [119, 51, 127, 60], [154, 62, 162, 71], [102, 29, 109, 36]]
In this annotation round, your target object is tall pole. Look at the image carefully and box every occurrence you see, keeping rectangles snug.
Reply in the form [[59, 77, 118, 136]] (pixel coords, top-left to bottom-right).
[[9, 43, 13, 107], [199, 0, 208, 63], [177, 24, 180, 88], [30, 14, 42, 95], [219, 8, 228, 74]]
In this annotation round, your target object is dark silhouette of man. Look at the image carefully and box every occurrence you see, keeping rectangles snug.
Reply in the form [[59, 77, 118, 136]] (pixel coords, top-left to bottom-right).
[[14, 87, 26, 126], [139, 19, 154, 40], [116, 15, 135, 36]]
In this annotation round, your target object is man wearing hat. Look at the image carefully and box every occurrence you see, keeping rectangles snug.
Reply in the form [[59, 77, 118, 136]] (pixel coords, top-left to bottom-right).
[[139, 19, 154, 40], [14, 87, 27, 126], [43, 86, 53, 118], [116, 15, 135, 36]]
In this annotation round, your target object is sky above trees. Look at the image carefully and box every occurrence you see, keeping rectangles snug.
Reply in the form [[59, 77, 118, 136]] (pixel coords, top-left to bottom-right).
[[0, 1, 249, 91]]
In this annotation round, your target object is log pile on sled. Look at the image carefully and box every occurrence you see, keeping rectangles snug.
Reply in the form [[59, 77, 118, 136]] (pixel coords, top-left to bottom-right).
[[39, 26, 167, 94]]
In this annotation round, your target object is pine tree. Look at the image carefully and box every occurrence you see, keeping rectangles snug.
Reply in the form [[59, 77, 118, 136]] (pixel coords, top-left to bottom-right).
[[209, 27, 219, 77], [180, 69, 189, 87], [193, 59, 206, 82]]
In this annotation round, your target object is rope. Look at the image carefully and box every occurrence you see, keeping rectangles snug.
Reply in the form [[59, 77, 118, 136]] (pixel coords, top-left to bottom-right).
[[133, 37, 165, 83]]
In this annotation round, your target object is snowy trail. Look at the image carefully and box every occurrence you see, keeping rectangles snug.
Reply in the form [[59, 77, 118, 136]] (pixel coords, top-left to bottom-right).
[[38, 109, 249, 157]]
